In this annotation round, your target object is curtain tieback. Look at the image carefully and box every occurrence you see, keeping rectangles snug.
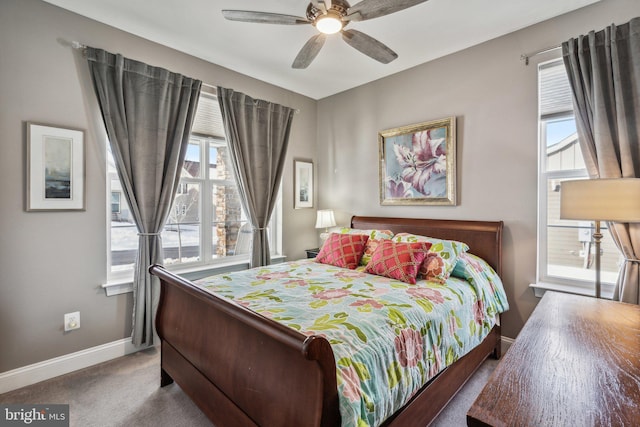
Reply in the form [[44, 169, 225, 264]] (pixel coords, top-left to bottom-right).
[[623, 258, 640, 263], [252, 227, 267, 231], [138, 232, 161, 236]]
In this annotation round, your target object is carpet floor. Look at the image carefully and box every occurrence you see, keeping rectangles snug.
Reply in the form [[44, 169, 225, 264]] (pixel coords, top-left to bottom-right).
[[0, 347, 498, 426]]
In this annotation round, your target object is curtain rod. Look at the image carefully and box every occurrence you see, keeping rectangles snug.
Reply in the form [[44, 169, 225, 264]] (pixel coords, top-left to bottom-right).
[[70, 41, 299, 114], [521, 45, 561, 65]]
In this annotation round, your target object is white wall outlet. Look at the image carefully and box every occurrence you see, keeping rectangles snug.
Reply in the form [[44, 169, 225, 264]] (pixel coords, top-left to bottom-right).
[[64, 311, 80, 332]]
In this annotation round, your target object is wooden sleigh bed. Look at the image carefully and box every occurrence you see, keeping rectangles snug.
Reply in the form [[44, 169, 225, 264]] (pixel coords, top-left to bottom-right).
[[150, 216, 504, 427]]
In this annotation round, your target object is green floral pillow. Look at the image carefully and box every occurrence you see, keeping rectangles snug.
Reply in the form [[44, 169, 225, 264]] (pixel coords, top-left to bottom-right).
[[392, 232, 469, 282], [338, 228, 394, 266]]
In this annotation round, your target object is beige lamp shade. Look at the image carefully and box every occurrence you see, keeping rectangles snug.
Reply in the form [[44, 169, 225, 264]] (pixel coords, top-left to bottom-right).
[[560, 178, 640, 222], [315, 209, 336, 229]]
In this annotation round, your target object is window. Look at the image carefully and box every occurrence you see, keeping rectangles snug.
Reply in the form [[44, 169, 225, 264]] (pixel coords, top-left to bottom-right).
[[107, 90, 281, 279], [111, 191, 121, 214], [537, 60, 620, 293]]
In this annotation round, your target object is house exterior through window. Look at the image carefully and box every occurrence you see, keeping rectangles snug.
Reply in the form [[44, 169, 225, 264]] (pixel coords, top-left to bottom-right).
[[537, 59, 620, 295], [107, 90, 281, 279]]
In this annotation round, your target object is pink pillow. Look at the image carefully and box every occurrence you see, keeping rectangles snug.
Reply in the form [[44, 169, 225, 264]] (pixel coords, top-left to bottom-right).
[[364, 240, 432, 284], [316, 233, 369, 270], [338, 228, 395, 266], [393, 233, 469, 282]]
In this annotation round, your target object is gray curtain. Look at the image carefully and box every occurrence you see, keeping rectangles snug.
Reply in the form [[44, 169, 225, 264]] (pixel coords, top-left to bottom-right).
[[217, 88, 295, 268], [563, 17, 640, 303], [86, 48, 202, 346]]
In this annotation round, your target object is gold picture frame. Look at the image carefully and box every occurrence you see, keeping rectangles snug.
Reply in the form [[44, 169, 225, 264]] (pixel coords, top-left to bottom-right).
[[379, 116, 456, 206]]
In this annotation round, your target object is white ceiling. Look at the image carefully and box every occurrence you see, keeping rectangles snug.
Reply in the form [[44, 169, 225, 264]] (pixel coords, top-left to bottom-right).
[[43, 0, 599, 99]]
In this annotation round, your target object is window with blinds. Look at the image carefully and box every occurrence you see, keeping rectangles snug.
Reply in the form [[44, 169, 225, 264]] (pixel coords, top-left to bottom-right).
[[537, 59, 618, 292], [107, 89, 281, 279]]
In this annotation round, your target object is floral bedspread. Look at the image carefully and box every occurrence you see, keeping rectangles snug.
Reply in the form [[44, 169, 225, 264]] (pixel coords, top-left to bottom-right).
[[195, 257, 508, 427]]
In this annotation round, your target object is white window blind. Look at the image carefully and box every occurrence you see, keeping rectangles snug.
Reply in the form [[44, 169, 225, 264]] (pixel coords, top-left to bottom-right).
[[539, 60, 574, 118], [191, 92, 225, 139]]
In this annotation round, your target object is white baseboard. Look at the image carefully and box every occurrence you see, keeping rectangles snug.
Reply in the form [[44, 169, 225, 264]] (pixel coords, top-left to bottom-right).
[[0, 338, 146, 394], [501, 336, 515, 354]]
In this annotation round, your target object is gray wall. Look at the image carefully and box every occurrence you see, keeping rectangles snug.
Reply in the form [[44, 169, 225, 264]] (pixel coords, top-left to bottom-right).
[[0, 0, 318, 372], [316, 0, 640, 339]]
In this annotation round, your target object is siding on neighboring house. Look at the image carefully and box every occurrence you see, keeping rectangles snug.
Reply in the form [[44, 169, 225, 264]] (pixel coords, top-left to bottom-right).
[[545, 136, 621, 274]]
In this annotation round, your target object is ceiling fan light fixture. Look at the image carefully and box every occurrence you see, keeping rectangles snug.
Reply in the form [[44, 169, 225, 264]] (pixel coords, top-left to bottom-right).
[[315, 12, 343, 34], [224, 0, 426, 68]]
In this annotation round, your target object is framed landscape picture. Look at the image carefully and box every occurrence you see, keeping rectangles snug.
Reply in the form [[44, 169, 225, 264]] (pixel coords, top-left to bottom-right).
[[379, 116, 456, 206], [294, 159, 313, 209], [27, 123, 85, 211]]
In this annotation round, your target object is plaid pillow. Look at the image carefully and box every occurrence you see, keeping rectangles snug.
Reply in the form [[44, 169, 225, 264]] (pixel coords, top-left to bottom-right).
[[364, 240, 432, 284], [393, 233, 469, 282], [316, 233, 369, 270], [338, 228, 395, 266]]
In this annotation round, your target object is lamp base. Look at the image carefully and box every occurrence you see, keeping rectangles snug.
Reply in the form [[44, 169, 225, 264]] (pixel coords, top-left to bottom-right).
[[593, 220, 602, 299]]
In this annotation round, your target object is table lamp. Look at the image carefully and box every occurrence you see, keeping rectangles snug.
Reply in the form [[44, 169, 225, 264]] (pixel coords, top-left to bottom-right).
[[560, 178, 640, 298], [315, 209, 336, 243]]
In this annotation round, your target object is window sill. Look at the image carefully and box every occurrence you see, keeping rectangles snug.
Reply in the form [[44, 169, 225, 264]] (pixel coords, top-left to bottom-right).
[[529, 281, 614, 300], [102, 255, 287, 296]]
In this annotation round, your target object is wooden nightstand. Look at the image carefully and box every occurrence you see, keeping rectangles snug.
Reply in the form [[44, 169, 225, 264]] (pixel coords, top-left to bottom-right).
[[305, 248, 320, 259]]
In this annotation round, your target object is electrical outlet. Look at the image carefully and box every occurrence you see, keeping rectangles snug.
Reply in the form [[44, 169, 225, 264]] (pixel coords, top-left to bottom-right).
[[64, 311, 80, 332]]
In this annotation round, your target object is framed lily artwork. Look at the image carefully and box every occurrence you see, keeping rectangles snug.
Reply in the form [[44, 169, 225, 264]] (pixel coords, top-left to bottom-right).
[[378, 116, 456, 206]]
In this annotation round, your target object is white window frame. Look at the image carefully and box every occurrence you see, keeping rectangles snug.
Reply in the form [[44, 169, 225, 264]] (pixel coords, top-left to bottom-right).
[[537, 114, 589, 288], [104, 91, 283, 292], [534, 59, 616, 298]]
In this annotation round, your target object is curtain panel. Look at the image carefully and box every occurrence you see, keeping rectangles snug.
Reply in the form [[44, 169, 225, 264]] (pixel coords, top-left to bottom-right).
[[217, 88, 295, 268], [562, 17, 640, 303], [86, 47, 202, 346]]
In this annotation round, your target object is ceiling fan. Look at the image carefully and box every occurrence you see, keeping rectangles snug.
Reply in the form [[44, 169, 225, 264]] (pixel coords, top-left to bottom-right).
[[222, 0, 429, 69]]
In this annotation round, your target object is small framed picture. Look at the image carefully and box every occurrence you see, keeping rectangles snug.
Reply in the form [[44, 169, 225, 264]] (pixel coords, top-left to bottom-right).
[[27, 123, 85, 211], [379, 116, 456, 206], [294, 159, 313, 209]]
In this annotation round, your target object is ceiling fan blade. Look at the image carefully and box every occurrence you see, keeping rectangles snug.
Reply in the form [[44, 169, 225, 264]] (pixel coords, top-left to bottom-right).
[[346, 0, 428, 22], [341, 29, 398, 64], [222, 10, 309, 25], [292, 34, 327, 69], [323, 0, 333, 10]]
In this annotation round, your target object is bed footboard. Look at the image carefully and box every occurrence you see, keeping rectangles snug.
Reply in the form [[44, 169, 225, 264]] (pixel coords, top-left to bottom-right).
[[150, 264, 341, 427], [150, 216, 505, 427]]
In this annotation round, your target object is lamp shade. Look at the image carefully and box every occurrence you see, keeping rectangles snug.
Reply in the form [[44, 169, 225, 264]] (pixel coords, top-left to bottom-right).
[[315, 209, 336, 229], [560, 178, 640, 222]]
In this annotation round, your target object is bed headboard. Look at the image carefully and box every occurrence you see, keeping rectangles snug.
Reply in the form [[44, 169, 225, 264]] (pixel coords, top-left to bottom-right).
[[351, 216, 503, 276]]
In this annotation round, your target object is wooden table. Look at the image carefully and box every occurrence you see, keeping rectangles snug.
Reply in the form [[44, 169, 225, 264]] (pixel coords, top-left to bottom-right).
[[467, 291, 640, 426]]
